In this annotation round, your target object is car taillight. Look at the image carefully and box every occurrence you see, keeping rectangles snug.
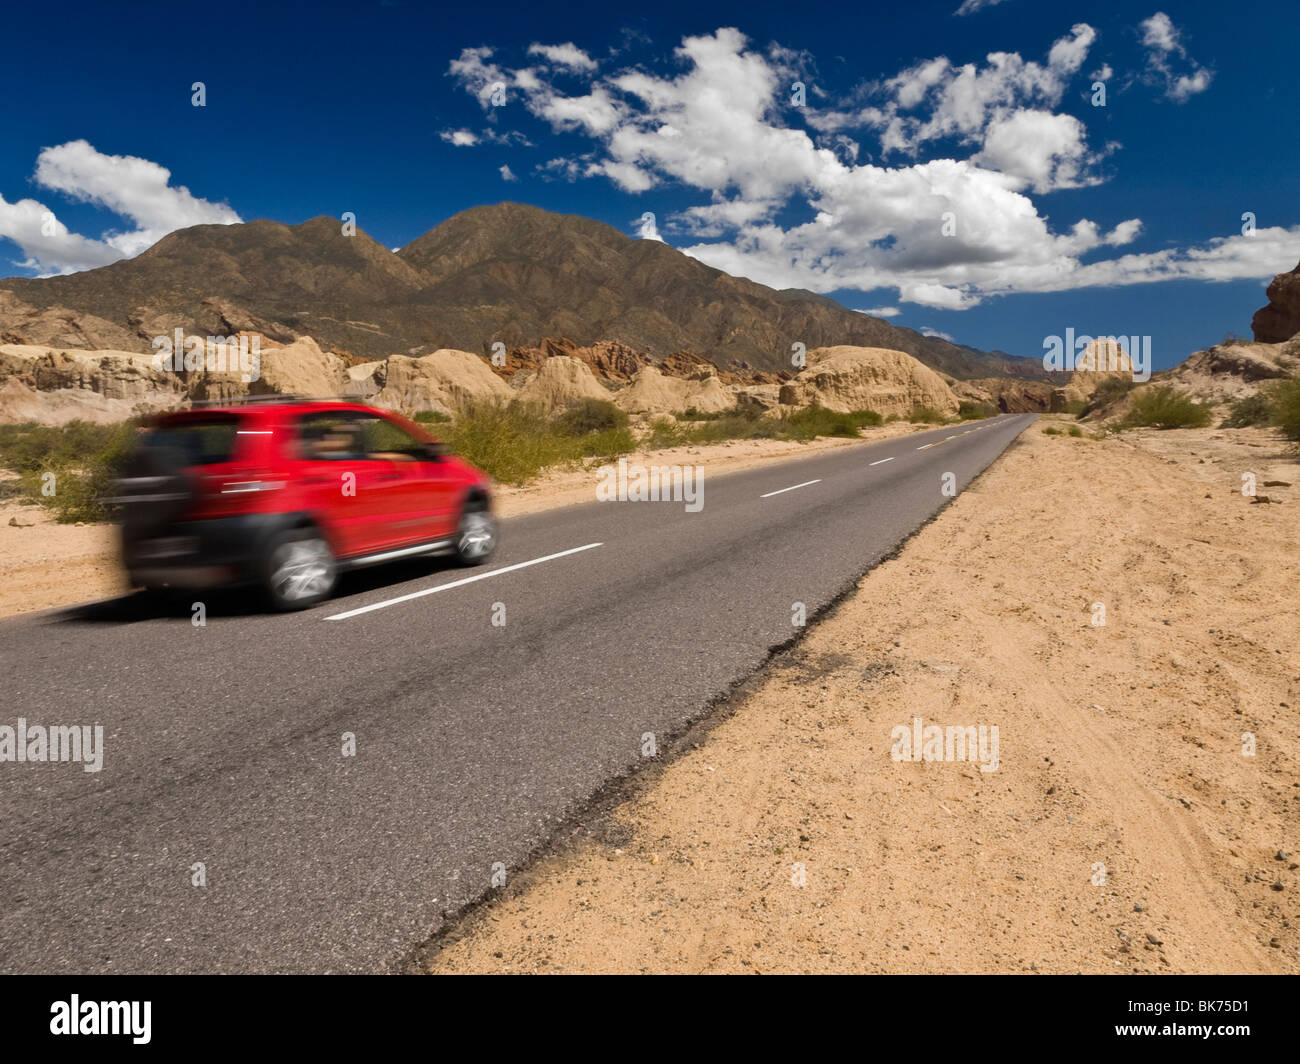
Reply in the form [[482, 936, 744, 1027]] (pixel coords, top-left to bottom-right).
[[219, 480, 285, 494]]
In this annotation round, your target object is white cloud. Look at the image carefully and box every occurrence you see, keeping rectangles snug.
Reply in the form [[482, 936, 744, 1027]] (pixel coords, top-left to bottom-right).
[[861, 306, 901, 317], [440, 127, 532, 147], [972, 110, 1103, 193], [0, 140, 240, 275], [920, 325, 956, 341], [527, 42, 598, 71], [1138, 12, 1213, 102], [447, 27, 1295, 309], [499, 164, 518, 182], [955, 0, 1009, 14]]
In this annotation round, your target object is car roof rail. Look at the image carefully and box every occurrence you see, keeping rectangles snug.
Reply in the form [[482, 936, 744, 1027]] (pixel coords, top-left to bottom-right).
[[189, 393, 303, 407]]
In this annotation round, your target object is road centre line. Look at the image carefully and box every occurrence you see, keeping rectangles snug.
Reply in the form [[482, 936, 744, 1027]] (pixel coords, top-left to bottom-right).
[[760, 479, 822, 498], [869, 457, 895, 466], [324, 542, 604, 620]]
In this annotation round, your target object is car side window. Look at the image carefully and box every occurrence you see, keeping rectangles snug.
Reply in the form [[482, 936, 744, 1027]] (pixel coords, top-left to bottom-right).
[[362, 415, 427, 461], [298, 413, 368, 461]]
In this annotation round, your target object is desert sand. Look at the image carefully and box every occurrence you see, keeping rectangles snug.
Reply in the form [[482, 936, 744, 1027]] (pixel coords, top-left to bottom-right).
[[424, 420, 1299, 974]]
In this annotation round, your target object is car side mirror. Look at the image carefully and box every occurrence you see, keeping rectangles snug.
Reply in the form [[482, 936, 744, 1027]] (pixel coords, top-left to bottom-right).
[[424, 441, 449, 461]]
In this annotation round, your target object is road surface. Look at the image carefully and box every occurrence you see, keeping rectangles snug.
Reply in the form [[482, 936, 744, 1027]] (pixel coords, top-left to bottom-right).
[[0, 413, 1035, 972]]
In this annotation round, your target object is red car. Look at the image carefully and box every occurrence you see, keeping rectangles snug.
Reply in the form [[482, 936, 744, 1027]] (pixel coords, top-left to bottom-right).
[[112, 396, 497, 609]]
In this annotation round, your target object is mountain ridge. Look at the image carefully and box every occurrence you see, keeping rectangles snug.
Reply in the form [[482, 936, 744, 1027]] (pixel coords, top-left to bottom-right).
[[0, 202, 1047, 379]]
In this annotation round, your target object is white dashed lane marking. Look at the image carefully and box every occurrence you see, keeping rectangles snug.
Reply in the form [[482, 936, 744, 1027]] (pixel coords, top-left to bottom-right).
[[324, 542, 605, 620], [760, 479, 822, 499]]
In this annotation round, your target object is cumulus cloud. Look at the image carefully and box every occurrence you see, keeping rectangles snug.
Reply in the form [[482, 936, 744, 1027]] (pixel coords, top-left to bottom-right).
[[861, 306, 901, 317], [526, 42, 598, 71], [1138, 12, 1213, 102], [499, 164, 518, 182], [0, 140, 240, 275], [445, 26, 1291, 310]]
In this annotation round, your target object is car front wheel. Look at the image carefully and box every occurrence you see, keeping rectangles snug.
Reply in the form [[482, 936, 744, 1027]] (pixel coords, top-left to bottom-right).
[[263, 528, 337, 610], [453, 505, 497, 565]]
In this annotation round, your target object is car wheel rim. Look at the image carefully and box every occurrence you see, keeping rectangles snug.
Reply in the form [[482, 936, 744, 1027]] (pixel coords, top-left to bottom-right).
[[459, 512, 495, 559], [270, 538, 333, 601]]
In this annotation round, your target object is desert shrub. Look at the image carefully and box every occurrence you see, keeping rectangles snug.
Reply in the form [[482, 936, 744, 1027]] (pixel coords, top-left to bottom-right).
[[1121, 385, 1213, 429], [411, 410, 451, 425], [645, 417, 687, 449], [438, 401, 634, 484], [554, 398, 628, 437], [908, 406, 948, 424], [1068, 426, 1083, 437], [1079, 375, 1137, 417], [957, 400, 998, 420], [780, 406, 882, 439], [1271, 378, 1300, 441], [1042, 426, 1062, 436], [0, 420, 140, 523], [1219, 393, 1274, 428]]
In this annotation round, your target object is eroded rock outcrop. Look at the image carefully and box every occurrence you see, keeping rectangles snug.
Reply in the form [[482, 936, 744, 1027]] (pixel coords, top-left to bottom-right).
[[1252, 260, 1300, 343], [371, 349, 511, 414], [615, 365, 733, 415], [776, 346, 959, 417], [511, 355, 611, 412]]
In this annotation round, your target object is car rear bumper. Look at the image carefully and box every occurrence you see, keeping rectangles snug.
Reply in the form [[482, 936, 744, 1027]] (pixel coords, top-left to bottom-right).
[[121, 513, 293, 589]]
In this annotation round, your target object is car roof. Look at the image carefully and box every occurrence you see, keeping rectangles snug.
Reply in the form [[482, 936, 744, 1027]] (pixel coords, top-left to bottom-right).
[[162, 396, 382, 418]]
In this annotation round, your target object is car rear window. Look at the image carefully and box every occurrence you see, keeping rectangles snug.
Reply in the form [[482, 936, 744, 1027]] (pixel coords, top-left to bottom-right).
[[141, 416, 243, 466]]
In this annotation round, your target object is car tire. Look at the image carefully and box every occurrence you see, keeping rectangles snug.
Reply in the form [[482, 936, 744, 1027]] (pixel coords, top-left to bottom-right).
[[262, 527, 337, 610], [452, 502, 497, 566]]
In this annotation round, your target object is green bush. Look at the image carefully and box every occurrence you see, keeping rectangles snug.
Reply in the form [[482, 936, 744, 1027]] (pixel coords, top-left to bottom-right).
[[438, 401, 635, 485], [957, 400, 998, 420], [908, 406, 948, 424], [1079, 375, 1137, 417], [1219, 393, 1274, 429], [0, 420, 139, 523], [1121, 385, 1213, 430], [554, 398, 629, 437], [1068, 426, 1083, 437], [1271, 378, 1300, 441], [781, 405, 882, 439]]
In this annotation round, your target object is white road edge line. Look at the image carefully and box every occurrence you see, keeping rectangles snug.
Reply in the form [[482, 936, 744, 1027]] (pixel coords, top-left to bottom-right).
[[324, 542, 604, 620], [760, 479, 822, 499], [869, 457, 895, 466]]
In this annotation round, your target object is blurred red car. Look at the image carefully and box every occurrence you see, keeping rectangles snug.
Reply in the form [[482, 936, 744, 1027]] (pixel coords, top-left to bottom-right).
[[112, 397, 497, 609]]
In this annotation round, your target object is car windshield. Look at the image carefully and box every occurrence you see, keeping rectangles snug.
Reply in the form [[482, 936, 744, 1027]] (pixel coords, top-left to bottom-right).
[[141, 417, 242, 466]]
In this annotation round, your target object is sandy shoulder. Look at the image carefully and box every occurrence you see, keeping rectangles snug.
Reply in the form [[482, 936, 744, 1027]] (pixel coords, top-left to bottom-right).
[[426, 421, 1299, 974], [0, 423, 918, 618]]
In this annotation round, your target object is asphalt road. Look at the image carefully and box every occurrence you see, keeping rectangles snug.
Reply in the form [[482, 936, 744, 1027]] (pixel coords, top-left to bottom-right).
[[0, 413, 1035, 972]]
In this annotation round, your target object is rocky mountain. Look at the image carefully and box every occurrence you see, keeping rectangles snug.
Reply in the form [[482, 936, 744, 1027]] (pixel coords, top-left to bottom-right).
[[0, 203, 1044, 380], [1252, 259, 1300, 343]]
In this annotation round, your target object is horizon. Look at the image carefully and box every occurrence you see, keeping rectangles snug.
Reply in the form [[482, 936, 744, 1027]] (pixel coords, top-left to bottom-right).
[[1, 0, 1297, 369]]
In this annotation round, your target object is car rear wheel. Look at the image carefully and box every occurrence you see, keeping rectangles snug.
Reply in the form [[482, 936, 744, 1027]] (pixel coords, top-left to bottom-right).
[[453, 504, 497, 566], [263, 528, 337, 610]]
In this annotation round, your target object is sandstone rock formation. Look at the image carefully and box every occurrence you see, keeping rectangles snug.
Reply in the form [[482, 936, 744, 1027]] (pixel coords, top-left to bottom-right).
[[614, 365, 733, 415], [776, 346, 959, 418], [1251, 259, 1300, 343], [0, 343, 183, 424], [511, 355, 611, 412], [1051, 339, 1136, 410], [371, 349, 511, 414]]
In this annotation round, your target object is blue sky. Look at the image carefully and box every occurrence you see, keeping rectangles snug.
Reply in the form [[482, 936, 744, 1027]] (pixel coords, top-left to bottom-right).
[[1, 0, 1296, 368]]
